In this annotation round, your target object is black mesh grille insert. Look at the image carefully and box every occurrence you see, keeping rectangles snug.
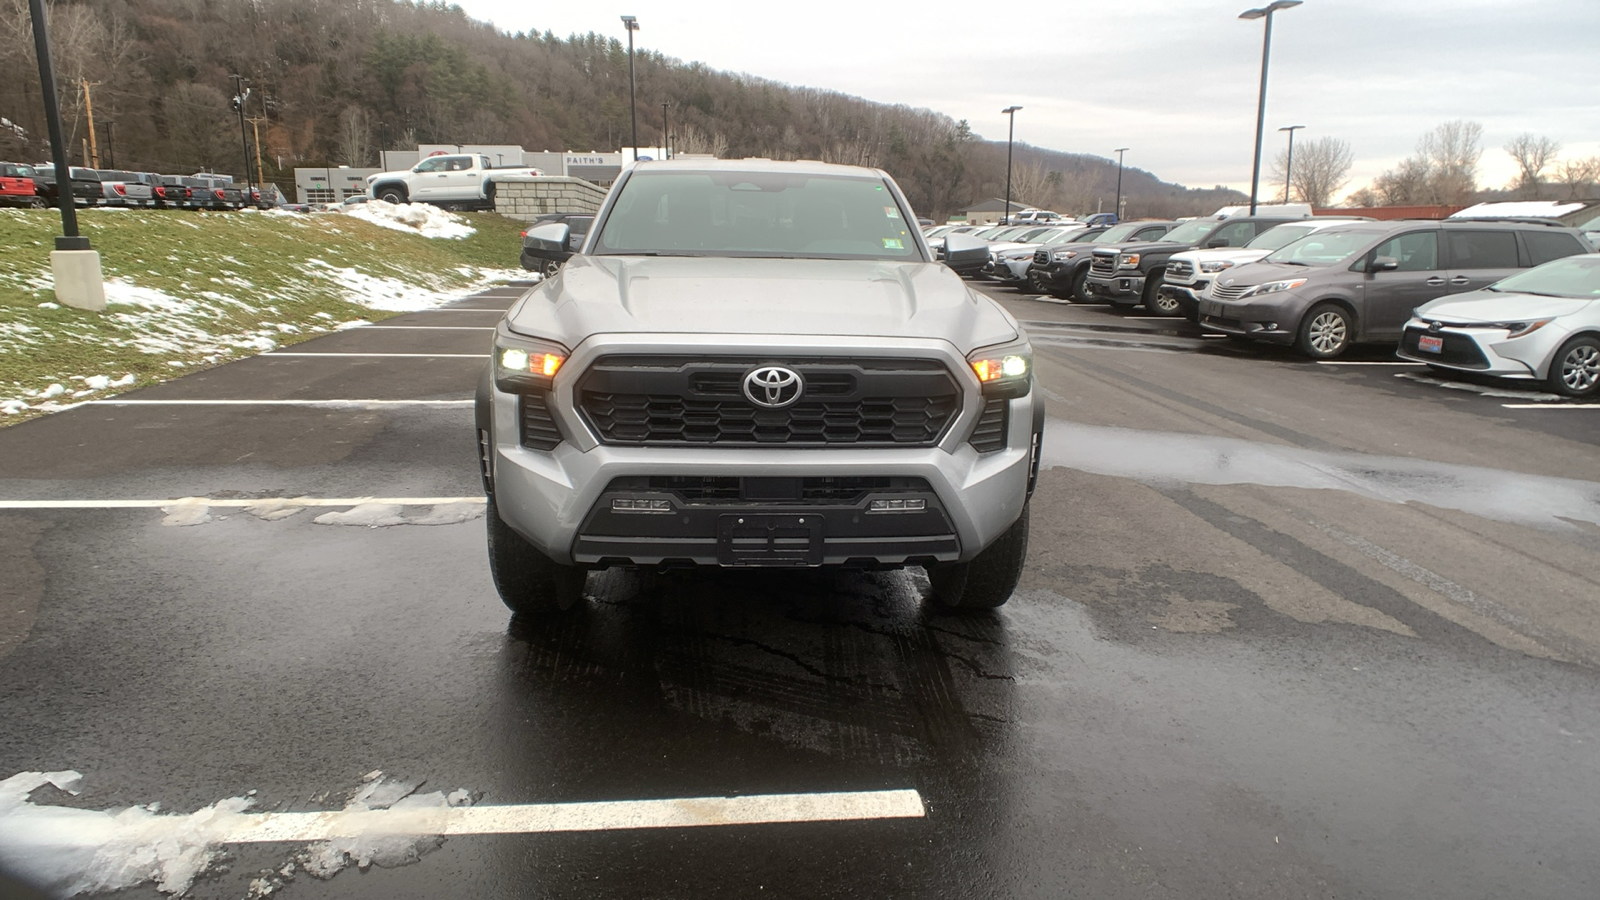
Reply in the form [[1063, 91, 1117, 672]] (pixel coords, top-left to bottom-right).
[[969, 398, 1008, 453], [520, 394, 562, 450], [1401, 327, 1491, 369], [577, 356, 962, 447], [604, 475, 934, 504]]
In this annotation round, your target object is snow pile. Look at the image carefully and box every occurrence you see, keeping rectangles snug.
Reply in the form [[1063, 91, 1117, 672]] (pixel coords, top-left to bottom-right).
[[341, 200, 475, 240], [303, 260, 452, 312]]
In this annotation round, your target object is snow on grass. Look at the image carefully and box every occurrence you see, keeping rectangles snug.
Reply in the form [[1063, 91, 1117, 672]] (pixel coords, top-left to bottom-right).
[[341, 199, 474, 239]]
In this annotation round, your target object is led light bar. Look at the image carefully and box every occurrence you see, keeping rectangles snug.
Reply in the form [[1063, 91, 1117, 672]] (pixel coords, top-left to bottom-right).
[[869, 499, 926, 512]]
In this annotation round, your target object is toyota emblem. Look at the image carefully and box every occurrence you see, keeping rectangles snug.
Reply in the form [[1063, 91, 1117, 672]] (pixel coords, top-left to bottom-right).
[[743, 366, 803, 408]]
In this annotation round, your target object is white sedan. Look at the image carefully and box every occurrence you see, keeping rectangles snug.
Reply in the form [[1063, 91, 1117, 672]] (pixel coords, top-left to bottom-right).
[[1399, 253, 1600, 398]]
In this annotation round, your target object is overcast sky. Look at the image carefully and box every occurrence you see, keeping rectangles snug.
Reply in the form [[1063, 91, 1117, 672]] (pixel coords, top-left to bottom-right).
[[452, 0, 1600, 198]]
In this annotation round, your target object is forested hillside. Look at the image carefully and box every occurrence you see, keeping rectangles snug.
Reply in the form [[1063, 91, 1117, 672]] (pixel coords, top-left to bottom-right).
[[0, 0, 1244, 218]]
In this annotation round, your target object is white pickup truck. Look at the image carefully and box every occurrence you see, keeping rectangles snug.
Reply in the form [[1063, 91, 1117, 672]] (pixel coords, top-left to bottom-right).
[[365, 154, 542, 209]]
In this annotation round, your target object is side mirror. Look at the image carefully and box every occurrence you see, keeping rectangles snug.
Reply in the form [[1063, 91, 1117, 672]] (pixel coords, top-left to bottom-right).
[[943, 233, 989, 267], [1206, 239, 1229, 248], [1370, 256, 1400, 272], [525, 222, 571, 254]]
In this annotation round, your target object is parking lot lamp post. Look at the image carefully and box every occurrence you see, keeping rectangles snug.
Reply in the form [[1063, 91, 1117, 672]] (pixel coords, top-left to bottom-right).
[[1279, 124, 1305, 202], [28, 0, 104, 309], [661, 102, 670, 159], [1002, 105, 1021, 224], [622, 16, 640, 162], [1113, 147, 1128, 220], [1240, 0, 1301, 215]]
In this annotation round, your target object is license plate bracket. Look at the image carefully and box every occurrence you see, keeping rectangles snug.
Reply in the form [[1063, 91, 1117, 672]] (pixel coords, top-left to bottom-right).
[[717, 514, 824, 567], [1418, 334, 1444, 353]]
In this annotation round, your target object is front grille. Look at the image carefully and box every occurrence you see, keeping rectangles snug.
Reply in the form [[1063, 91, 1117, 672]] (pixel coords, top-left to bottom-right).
[[1033, 249, 1050, 266], [604, 475, 934, 504], [1166, 260, 1194, 279], [1202, 314, 1243, 330], [969, 398, 1008, 453], [577, 356, 961, 447], [520, 394, 562, 450], [1211, 283, 1254, 301], [1090, 253, 1117, 276], [1401, 327, 1490, 369]]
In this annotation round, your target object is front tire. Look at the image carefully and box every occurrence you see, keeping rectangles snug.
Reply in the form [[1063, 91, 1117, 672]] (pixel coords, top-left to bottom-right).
[[28, 196, 46, 209], [376, 186, 407, 205], [487, 494, 586, 616], [1296, 302, 1353, 360], [540, 258, 561, 278], [1143, 273, 1181, 316], [928, 506, 1029, 611], [1067, 268, 1091, 303], [1548, 334, 1600, 398]]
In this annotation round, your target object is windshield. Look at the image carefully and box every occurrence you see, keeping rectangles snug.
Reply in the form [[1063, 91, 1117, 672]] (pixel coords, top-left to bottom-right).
[[1095, 223, 1144, 242], [592, 170, 920, 260], [1247, 224, 1320, 252], [1161, 219, 1222, 244], [1488, 255, 1600, 298], [1035, 228, 1086, 245], [1262, 230, 1378, 266]]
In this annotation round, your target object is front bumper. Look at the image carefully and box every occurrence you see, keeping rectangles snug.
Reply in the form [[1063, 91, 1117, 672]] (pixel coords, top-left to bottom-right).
[[1084, 272, 1144, 303], [1394, 319, 1564, 378], [482, 334, 1038, 567], [1194, 296, 1297, 344]]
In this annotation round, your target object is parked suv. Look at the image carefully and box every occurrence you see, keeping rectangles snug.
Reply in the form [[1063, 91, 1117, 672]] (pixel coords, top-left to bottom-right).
[[1032, 220, 1179, 301], [477, 159, 1043, 615], [519, 213, 594, 276], [0, 162, 42, 208], [1085, 215, 1306, 314], [1196, 220, 1592, 358]]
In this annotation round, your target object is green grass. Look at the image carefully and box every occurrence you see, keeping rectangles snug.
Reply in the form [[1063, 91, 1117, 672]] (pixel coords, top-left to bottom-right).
[[0, 208, 525, 422]]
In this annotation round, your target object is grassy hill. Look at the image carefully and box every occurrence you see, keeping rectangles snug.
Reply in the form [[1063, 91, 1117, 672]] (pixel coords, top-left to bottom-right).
[[0, 207, 524, 422]]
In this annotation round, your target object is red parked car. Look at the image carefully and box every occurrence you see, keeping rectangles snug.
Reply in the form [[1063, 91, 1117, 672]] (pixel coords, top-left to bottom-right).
[[0, 162, 44, 208]]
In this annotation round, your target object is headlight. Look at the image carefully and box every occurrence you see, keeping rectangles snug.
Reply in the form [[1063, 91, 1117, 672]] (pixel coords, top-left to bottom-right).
[[1052, 250, 1078, 260], [1497, 318, 1554, 338], [494, 332, 569, 393], [968, 341, 1033, 399], [1243, 278, 1308, 297], [1117, 253, 1140, 269], [1199, 260, 1235, 273]]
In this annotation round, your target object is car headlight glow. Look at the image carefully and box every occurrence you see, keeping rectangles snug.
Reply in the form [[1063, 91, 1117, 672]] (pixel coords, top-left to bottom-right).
[[1199, 260, 1235, 273], [1052, 250, 1078, 260], [968, 343, 1033, 398], [1117, 253, 1140, 269], [494, 333, 569, 392], [1243, 278, 1308, 297]]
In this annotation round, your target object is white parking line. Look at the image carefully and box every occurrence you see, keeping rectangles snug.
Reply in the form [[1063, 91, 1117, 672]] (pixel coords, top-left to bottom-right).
[[1501, 403, 1600, 410], [0, 497, 483, 509], [90, 399, 473, 407], [265, 353, 485, 358], [226, 790, 926, 842]]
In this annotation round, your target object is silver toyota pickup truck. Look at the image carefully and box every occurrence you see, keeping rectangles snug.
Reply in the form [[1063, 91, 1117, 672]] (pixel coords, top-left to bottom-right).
[[475, 159, 1043, 615]]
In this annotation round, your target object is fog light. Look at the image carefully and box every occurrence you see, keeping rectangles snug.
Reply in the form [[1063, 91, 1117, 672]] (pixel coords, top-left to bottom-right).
[[870, 499, 926, 512], [613, 498, 672, 513]]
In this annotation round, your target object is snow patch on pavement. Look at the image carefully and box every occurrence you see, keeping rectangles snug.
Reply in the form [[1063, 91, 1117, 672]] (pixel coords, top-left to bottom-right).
[[340, 200, 474, 239]]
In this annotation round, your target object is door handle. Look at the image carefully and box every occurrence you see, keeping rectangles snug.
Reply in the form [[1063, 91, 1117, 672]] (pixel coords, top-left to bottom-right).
[[1425, 277, 1446, 286], [1450, 276, 1470, 284]]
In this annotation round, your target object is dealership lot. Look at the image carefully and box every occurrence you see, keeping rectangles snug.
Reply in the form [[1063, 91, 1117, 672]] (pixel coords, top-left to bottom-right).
[[1, 281, 1597, 899]]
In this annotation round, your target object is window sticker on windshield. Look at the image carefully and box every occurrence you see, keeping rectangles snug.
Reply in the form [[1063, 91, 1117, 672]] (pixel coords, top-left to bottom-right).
[[883, 238, 904, 250], [885, 206, 900, 219]]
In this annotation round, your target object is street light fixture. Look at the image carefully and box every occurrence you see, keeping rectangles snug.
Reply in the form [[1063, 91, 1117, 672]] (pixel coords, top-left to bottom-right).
[[1278, 124, 1305, 202], [1240, 0, 1302, 214], [1002, 105, 1022, 225], [621, 15, 640, 163], [1113, 147, 1129, 221]]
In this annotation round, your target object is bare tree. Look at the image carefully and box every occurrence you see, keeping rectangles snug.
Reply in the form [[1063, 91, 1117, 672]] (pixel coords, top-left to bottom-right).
[[336, 105, 371, 166], [1007, 161, 1053, 210], [676, 123, 728, 158], [1552, 155, 1598, 200], [1418, 119, 1483, 204], [1504, 133, 1561, 199], [1267, 136, 1353, 207]]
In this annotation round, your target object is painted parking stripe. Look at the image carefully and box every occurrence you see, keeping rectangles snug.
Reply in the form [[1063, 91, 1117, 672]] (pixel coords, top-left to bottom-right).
[[90, 399, 472, 407], [1501, 403, 1600, 410], [224, 790, 926, 843], [0, 497, 483, 509]]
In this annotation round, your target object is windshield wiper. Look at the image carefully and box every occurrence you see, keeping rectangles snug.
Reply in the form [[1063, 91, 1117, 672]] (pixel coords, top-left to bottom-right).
[[1275, 260, 1312, 266]]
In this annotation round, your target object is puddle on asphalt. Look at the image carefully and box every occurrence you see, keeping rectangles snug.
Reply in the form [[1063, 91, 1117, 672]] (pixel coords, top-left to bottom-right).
[[1043, 420, 1600, 531]]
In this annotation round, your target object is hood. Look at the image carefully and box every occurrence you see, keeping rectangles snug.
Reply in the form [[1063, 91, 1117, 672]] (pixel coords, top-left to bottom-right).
[[1417, 289, 1593, 323], [987, 241, 1036, 255], [507, 255, 1020, 354], [1211, 261, 1318, 288], [1100, 239, 1188, 255], [1172, 247, 1272, 266]]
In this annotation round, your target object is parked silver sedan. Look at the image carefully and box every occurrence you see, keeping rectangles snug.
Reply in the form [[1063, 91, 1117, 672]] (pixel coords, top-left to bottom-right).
[[1399, 253, 1600, 398]]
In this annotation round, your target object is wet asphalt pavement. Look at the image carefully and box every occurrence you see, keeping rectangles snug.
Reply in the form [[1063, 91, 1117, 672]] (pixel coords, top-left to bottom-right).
[[1, 279, 1598, 899]]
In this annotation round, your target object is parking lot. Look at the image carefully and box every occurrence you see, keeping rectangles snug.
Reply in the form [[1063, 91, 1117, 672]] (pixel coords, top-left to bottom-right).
[[1, 278, 1597, 899]]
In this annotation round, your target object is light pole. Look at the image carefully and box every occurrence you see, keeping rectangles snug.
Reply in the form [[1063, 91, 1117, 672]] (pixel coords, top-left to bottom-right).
[[1113, 147, 1129, 221], [28, 0, 103, 309], [661, 102, 670, 159], [1240, 0, 1302, 215], [1002, 105, 1022, 224], [1278, 124, 1305, 202], [621, 15, 640, 162]]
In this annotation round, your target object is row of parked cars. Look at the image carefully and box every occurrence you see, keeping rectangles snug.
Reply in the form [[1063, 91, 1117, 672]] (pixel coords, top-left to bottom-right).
[[928, 205, 1600, 398], [0, 162, 278, 211]]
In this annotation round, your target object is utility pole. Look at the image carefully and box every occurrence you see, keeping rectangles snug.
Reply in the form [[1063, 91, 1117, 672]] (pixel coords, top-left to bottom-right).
[[247, 117, 266, 190], [102, 120, 115, 168], [1278, 124, 1305, 202], [1113, 147, 1129, 223], [230, 74, 255, 195], [661, 102, 670, 159], [1001, 106, 1022, 225], [80, 79, 101, 168]]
